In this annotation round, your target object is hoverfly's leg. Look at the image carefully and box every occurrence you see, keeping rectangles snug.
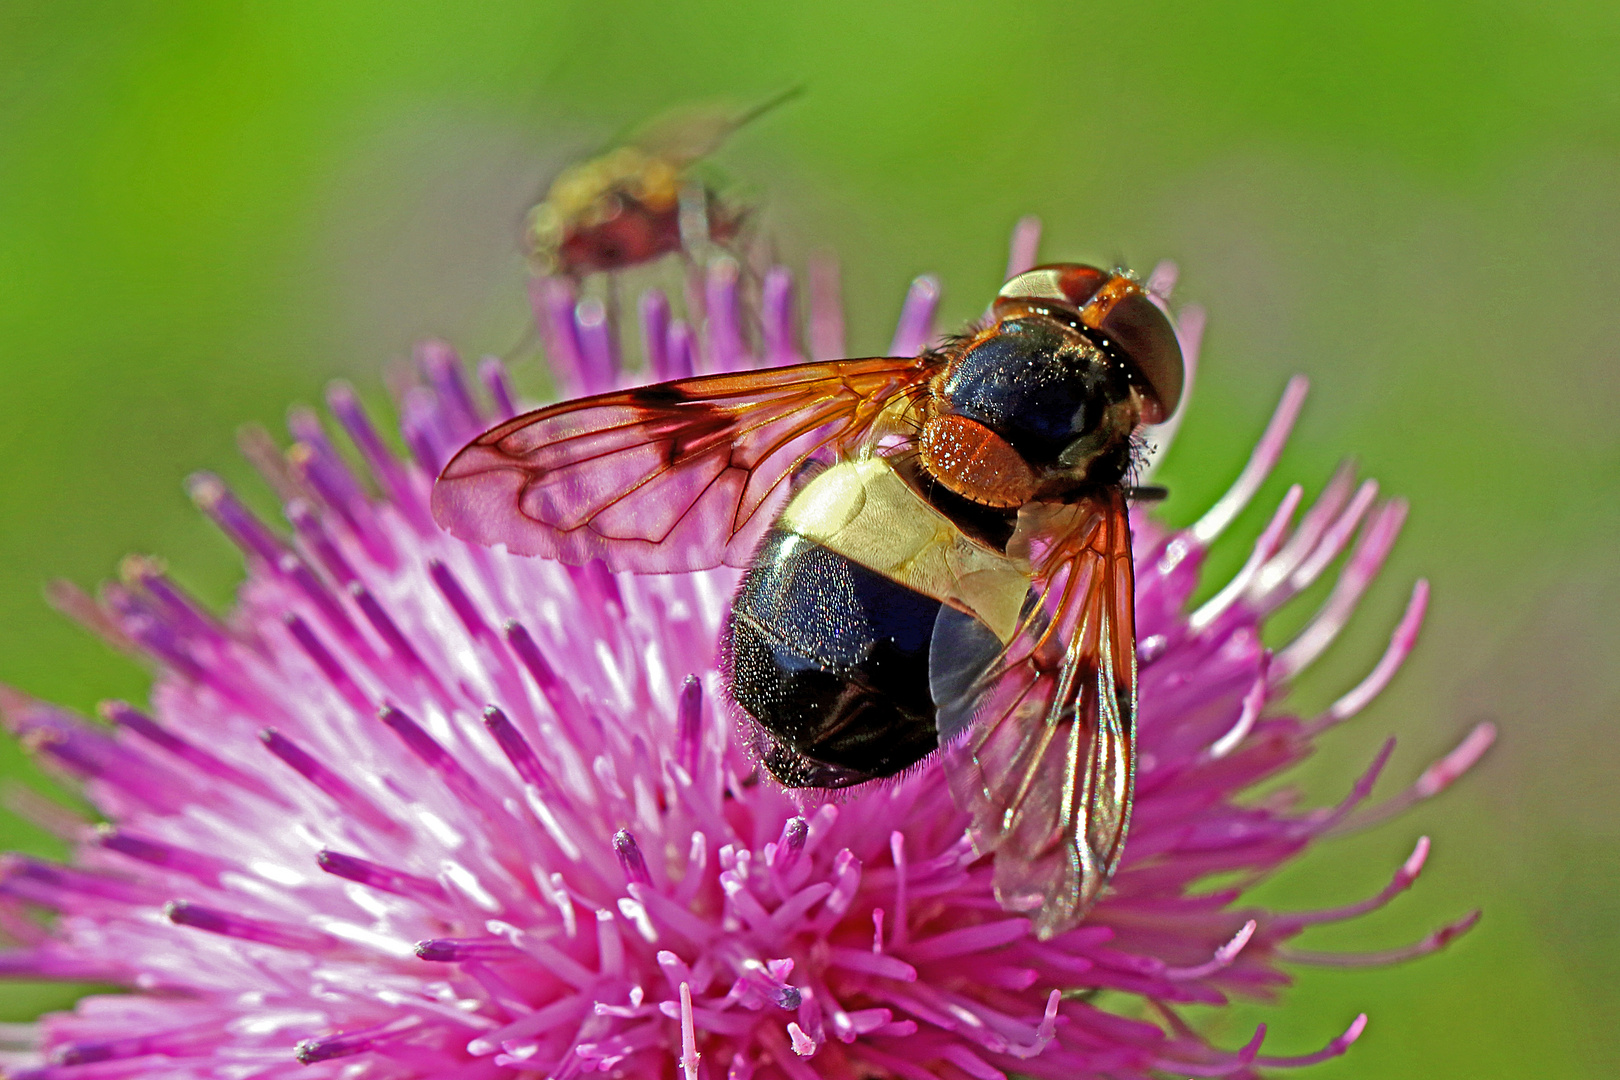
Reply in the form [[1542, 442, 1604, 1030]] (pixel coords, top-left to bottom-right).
[[678, 181, 713, 257], [681, 252, 707, 352], [1124, 484, 1169, 504]]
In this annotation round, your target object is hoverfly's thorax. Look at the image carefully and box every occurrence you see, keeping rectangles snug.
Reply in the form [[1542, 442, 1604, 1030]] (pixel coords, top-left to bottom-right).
[[920, 313, 1142, 503]]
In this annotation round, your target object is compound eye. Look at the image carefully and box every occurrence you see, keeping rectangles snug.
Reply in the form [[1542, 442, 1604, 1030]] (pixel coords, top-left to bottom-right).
[[1095, 292, 1183, 423]]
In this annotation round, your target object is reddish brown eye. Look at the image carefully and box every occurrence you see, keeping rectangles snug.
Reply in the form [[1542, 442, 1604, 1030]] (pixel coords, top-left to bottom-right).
[[994, 263, 1185, 424], [919, 415, 1038, 509], [1094, 291, 1183, 424]]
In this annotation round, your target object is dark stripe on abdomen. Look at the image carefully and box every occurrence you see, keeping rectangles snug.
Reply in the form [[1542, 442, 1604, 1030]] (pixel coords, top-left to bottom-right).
[[727, 527, 945, 787]]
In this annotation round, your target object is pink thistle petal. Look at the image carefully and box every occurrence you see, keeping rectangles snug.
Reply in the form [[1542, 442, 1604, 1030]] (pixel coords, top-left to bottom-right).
[[1257, 1013, 1369, 1067], [1273, 836, 1431, 932], [667, 317, 699, 380], [1273, 498, 1409, 679], [1272, 479, 1380, 602], [762, 267, 803, 367], [807, 255, 845, 362], [44, 579, 137, 655], [478, 355, 518, 421], [1414, 722, 1498, 797], [574, 297, 619, 392], [1163, 919, 1258, 980], [1190, 375, 1309, 546], [680, 983, 700, 1080], [1146, 262, 1178, 302], [1191, 485, 1303, 632], [1282, 911, 1482, 967], [184, 472, 286, 566], [1005, 216, 1043, 278], [639, 288, 674, 381], [706, 257, 748, 372], [888, 275, 940, 357], [532, 277, 588, 395], [1336, 722, 1498, 833], [1208, 668, 1270, 760], [163, 900, 335, 952], [1261, 461, 1356, 582], [1318, 578, 1431, 728]]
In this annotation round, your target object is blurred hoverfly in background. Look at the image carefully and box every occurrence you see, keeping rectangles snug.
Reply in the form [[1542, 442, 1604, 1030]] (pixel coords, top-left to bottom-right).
[[525, 88, 801, 279]]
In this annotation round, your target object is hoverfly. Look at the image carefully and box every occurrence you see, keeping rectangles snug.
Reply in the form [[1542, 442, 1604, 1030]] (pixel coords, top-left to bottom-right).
[[526, 89, 800, 278], [431, 264, 1184, 938]]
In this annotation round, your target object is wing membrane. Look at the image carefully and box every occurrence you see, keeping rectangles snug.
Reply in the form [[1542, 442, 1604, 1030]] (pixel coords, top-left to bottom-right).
[[939, 489, 1137, 940], [431, 357, 933, 572]]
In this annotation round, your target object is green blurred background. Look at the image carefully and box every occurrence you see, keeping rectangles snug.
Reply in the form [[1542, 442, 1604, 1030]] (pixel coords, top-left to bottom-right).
[[1, 2, 1615, 1076]]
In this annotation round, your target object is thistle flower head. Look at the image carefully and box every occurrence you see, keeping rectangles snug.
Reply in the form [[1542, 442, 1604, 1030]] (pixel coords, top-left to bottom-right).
[[0, 221, 1486, 1079]]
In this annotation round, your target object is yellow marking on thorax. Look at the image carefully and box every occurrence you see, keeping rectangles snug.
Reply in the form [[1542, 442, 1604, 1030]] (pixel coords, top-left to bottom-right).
[[778, 457, 1032, 643]]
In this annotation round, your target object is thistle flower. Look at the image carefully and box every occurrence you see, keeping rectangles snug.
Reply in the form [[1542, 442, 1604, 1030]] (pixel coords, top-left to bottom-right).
[[0, 219, 1488, 1080]]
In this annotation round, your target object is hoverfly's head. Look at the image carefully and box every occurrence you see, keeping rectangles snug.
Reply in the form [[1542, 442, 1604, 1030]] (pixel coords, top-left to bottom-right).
[[919, 264, 1184, 507], [993, 263, 1184, 425]]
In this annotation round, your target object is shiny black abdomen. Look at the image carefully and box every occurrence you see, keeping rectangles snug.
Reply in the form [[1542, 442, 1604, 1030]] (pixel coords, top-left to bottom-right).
[[727, 527, 951, 788]]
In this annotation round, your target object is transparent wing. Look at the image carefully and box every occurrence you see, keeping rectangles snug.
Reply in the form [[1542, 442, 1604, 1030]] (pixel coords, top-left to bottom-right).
[[430, 357, 932, 573], [627, 88, 803, 165], [937, 489, 1137, 940], [626, 106, 743, 165]]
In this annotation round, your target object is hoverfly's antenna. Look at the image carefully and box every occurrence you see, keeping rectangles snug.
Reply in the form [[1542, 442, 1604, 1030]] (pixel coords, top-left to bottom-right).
[[732, 85, 806, 131]]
